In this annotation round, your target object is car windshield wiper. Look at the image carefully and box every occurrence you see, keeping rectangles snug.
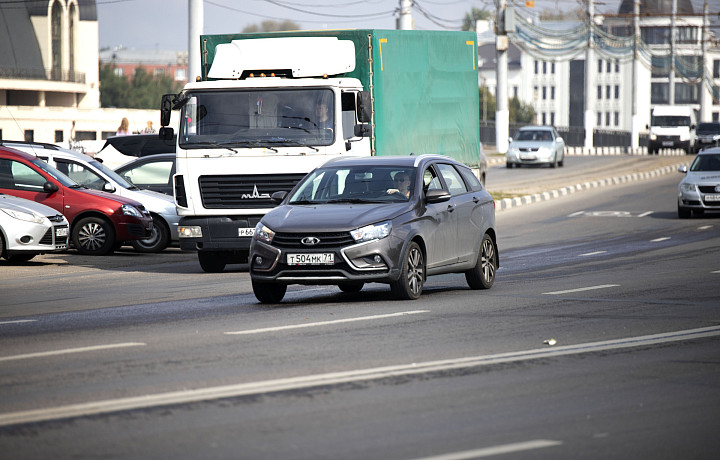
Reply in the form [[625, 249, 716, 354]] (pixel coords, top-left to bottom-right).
[[263, 138, 319, 152]]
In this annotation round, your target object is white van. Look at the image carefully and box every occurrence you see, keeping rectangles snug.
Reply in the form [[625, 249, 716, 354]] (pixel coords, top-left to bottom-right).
[[647, 105, 696, 155]]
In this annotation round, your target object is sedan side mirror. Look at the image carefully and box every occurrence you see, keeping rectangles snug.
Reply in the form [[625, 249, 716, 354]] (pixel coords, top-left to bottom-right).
[[678, 165, 688, 174], [425, 189, 451, 203], [556, 136, 563, 143], [103, 182, 116, 193], [43, 181, 59, 193]]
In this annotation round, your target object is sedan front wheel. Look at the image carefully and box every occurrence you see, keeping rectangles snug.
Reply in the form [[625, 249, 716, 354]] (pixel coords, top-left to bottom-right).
[[390, 241, 424, 300], [72, 216, 116, 255]]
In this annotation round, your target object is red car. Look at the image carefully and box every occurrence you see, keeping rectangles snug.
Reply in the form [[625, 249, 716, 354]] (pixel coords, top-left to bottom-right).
[[0, 146, 153, 255]]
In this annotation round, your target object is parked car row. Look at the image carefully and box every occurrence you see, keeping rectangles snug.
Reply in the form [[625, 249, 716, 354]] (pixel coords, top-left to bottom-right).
[[0, 193, 68, 262]]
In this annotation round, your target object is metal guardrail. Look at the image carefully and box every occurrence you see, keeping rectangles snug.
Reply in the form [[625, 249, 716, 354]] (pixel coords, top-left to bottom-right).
[[480, 121, 648, 148], [0, 67, 85, 84]]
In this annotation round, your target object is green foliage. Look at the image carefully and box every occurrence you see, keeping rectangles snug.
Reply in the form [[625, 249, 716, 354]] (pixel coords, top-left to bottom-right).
[[462, 8, 491, 31], [99, 62, 184, 109], [509, 95, 536, 124], [242, 20, 301, 33]]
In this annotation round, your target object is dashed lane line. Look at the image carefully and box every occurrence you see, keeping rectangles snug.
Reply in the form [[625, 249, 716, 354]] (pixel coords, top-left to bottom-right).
[[543, 284, 620, 295]]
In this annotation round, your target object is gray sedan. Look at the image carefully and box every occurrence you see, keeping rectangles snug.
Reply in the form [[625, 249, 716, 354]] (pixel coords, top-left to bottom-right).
[[249, 155, 498, 303], [506, 126, 565, 168]]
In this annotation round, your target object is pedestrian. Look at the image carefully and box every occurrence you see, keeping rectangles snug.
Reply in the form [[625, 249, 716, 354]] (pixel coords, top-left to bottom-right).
[[142, 120, 156, 134], [116, 117, 130, 136]]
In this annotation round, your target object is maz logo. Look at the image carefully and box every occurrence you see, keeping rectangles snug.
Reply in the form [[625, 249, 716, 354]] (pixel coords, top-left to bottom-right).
[[241, 185, 271, 199]]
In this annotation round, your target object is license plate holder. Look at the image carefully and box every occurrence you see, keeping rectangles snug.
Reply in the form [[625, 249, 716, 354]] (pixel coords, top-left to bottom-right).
[[662, 141, 674, 147], [55, 227, 68, 237], [238, 228, 255, 237], [704, 194, 720, 202], [287, 253, 334, 265]]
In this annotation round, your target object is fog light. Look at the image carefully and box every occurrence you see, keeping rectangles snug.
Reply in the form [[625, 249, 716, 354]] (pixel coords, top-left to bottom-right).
[[374, 255, 382, 263], [255, 256, 263, 265], [20, 235, 32, 244]]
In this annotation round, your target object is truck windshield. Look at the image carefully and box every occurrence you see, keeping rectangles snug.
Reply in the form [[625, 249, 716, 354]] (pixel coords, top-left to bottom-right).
[[179, 88, 335, 149], [651, 115, 691, 127]]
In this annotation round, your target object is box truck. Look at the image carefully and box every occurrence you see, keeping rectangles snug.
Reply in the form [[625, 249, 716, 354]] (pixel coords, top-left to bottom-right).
[[160, 29, 486, 272], [647, 105, 696, 155]]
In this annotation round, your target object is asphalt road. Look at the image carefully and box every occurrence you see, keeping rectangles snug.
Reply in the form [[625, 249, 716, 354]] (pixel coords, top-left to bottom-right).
[[1, 156, 718, 459]]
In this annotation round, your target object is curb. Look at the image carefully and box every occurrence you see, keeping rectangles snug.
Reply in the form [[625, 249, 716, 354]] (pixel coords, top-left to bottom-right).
[[495, 161, 688, 212]]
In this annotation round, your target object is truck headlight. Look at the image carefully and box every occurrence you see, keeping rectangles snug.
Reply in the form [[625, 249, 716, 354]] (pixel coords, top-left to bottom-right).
[[179, 226, 202, 238], [351, 221, 391, 243], [650, 134, 657, 141], [254, 223, 275, 244]]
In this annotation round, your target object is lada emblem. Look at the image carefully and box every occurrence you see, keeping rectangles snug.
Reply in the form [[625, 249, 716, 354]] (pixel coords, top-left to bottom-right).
[[301, 236, 320, 246]]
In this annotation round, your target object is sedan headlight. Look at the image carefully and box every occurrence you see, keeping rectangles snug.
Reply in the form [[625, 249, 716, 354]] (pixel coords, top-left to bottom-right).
[[680, 183, 697, 193], [0, 208, 45, 224], [254, 223, 275, 244], [351, 221, 392, 243], [120, 204, 143, 217]]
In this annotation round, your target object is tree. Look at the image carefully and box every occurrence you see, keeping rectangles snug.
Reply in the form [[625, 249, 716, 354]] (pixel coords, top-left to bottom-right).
[[509, 96, 536, 124], [242, 20, 301, 33], [99, 63, 183, 109], [462, 8, 491, 32]]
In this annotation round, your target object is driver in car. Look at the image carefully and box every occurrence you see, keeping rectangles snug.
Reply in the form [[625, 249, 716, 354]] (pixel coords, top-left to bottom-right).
[[387, 171, 412, 198]]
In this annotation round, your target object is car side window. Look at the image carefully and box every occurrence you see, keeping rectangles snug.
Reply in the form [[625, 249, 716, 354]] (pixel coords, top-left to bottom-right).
[[121, 160, 174, 186], [0, 159, 47, 191], [423, 167, 442, 191], [56, 159, 104, 190], [436, 163, 468, 196], [457, 166, 483, 192]]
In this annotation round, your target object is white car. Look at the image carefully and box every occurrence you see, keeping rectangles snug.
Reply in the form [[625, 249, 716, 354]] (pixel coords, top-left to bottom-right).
[[677, 147, 720, 218], [0, 193, 69, 262], [2, 141, 180, 253], [506, 126, 565, 168]]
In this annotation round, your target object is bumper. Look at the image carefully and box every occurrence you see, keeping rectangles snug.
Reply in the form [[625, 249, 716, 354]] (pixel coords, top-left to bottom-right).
[[178, 215, 261, 252], [678, 189, 720, 211], [249, 236, 405, 285], [116, 217, 153, 240], [4, 222, 68, 254]]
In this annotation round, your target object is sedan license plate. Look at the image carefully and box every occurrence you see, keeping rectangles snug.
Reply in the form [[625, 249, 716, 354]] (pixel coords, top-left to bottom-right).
[[520, 154, 536, 160], [238, 228, 255, 237], [704, 194, 720, 202], [56, 227, 68, 237], [287, 253, 334, 265]]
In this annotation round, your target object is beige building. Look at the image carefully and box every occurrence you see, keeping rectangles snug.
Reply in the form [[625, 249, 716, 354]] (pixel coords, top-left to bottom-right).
[[0, 0, 158, 152]]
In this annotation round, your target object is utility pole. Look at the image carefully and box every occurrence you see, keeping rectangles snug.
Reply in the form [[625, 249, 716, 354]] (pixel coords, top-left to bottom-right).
[[584, 0, 595, 152], [669, 0, 677, 105], [495, 0, 509, 154], [700, 0, 709, 119], [631, 0, 640, 150], [398, 0, 413, 30], [188, 0, 204, 82]]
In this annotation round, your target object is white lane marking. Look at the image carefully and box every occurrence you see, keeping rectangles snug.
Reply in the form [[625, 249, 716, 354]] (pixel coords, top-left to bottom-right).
[[409, 440, 563, 460], [0, 319, 36, 325], [698, 225, 712, 230], [225, 310, 430, 335], [579, 251, 606, 257], [568, 211, 584, 217], [2, 326, 719, 428], [637, 211, 653, 218], [543, 284, 619, 295], [651, 237, 670, 242], [0, 343, 146, 363], [712, 270, 720, 274]]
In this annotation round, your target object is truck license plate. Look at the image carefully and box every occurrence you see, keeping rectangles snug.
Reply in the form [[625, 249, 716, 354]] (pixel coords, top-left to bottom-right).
[[238, 228, 255, 237], [662, 141, 674, 146], [704, 194, 720, 202], [56, 227, 68, 237], [287, 253, 334, 265]]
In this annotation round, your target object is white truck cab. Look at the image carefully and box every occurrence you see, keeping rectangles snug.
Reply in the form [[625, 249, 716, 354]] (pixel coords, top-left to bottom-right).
[[647, 105, 696, 155]]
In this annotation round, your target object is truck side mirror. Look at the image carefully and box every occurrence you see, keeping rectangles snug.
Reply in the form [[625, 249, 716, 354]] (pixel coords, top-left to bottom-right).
[[161, 94, 174, 127], [159, 126, 174, 140], [357, 91, 371, 123], [354, 124, 372, 138]]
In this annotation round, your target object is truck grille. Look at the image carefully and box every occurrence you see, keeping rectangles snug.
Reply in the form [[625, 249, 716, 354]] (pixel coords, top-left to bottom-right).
[[199, 174, 306, 209]]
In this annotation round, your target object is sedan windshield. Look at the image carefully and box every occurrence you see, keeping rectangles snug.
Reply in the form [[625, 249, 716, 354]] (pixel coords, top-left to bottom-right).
[[179, 88, 335, 149], [690, 154, 720, 172], [289, 166, 417, 204], [516, 130, 552, 142]]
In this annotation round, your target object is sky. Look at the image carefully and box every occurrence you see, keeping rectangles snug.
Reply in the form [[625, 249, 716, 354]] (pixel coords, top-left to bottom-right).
[[96, 0, 647, 51]]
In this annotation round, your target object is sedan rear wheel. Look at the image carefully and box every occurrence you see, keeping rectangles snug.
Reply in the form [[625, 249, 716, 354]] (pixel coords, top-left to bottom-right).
[[72, 216, 115, 255], [465, 233, 497, 290], [390, 241, 424, 300], [252, 279, 286, 303]]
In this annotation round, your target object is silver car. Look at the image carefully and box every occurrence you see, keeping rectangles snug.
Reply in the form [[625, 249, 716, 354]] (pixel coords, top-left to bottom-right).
[[0, 193, 68, 262], [677, 147, 720, 218], [506, 126, 565, 168], [3, 141, 179, 253], [250, 155, 498, 303]]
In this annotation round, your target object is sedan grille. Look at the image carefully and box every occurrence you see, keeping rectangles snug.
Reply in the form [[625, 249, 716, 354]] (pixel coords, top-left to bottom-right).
[[39, 228, 54, 245], [199, 174, 306, 209], [698, 185, 720, 193], [273, 232, 355, 249]]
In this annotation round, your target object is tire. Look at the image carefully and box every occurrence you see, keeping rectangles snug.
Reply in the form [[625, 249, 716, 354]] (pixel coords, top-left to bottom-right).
[[131, 216, 170, 253], [465, 233, 497, 290], [72, 216, 116, 255], [678, 205, 691, 219], [550, 157, 557, 168], [252, 279, 286, 303], [390, 241, 424, 300], [338, 282, 364, 293], [5, 253, 36, 263], [0, 232, 5, 260], [198, 251, 226, 273], [558, 156, 564, 167], [506, 162, 513, 169]]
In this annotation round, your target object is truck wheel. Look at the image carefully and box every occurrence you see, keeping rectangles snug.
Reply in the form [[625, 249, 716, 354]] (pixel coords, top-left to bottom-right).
[[465, 233, 497, 290], [390, 241, 424, 300], [131, 216, 170, 253], [198, 251, 226, 273], [72, 216, 116, 255], [252, 279, 286, 303]]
